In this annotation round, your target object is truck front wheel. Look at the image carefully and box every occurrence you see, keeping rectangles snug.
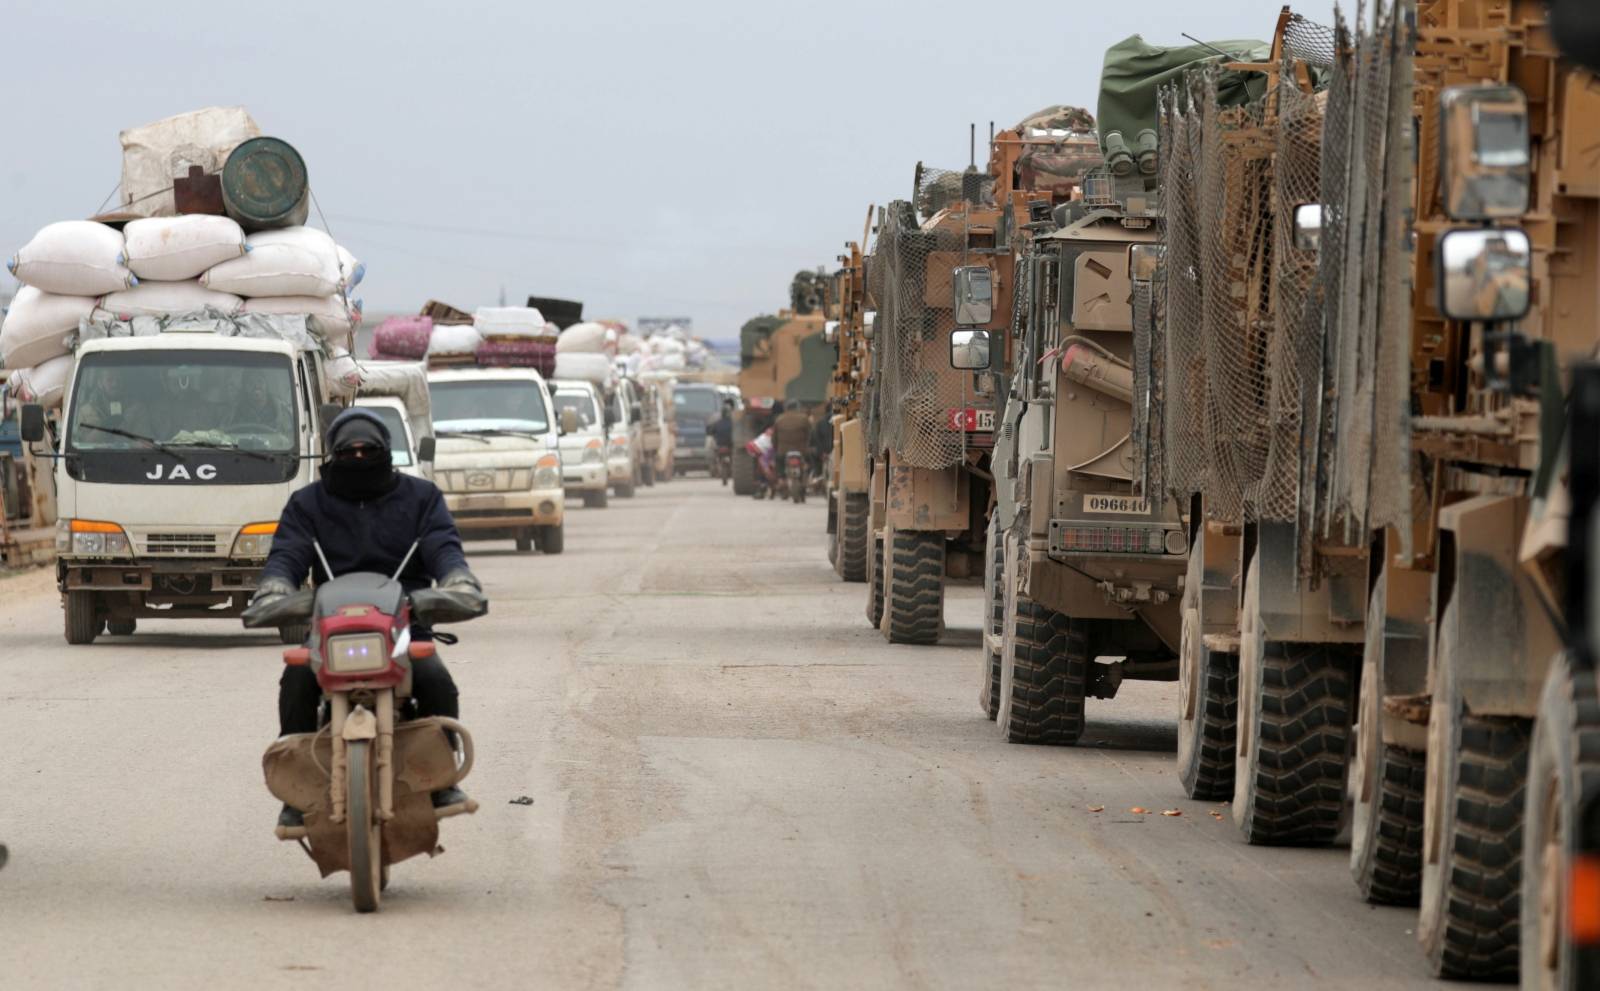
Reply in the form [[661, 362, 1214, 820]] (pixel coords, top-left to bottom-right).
[[539, 523, 565, 555], [64, 591, 101, 645]]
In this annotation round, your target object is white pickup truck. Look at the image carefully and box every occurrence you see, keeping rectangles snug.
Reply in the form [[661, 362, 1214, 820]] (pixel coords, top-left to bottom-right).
[[20, 318, 337, 644], [426, 367, 565, 554]]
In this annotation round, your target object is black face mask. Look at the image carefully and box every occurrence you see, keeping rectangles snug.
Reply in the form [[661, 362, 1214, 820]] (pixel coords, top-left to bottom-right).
[[320, 452, 398, 501]]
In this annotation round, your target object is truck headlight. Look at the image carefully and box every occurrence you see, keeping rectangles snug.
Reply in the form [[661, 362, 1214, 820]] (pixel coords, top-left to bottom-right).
[[582, 439, 604, 464], [609, 436, 629, 457], [230, 521, 278, 559], [534, 453, 561, 489], [61, 519, 132, 557]]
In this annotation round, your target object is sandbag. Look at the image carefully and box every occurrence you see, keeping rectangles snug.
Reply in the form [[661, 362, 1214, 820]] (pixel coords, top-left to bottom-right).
[[240, 294, 358, 335], [473, 306, 547, 336], [556, 321, 612, 354], [1, 286, 95, 369], [427, 324, 483, 357], [8, 221, 136, 296], [8, 355, 75, 409], [119, 107, 260, 219], [372, 316, 433, 359], [122, 215, 248, 282], [99, 280, 243, 319], [202, 240, 341, 298], [554, 351, 615, 387]]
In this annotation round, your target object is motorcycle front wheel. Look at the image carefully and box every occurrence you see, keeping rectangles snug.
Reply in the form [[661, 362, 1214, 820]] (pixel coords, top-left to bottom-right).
[[347, 740, 381, 912]]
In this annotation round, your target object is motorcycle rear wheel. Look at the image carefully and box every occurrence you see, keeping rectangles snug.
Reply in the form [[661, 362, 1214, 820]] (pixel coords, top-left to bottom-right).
[[347, 740, 382, 913]]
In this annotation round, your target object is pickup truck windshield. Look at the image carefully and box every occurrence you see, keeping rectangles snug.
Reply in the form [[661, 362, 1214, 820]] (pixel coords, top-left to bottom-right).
[[67, 351, 297, 453], [673, 388, 720, 418], [432, 380, 549, 432], [553, 391, 600, 428]]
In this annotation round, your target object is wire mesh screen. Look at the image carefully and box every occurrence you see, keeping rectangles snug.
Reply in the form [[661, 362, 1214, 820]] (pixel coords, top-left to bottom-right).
[[871, 199, 968, 469], [1130, 248, 1165, 500], [1283, 12, 1338, 68], [916, 167, 995, 223], [1157, 81, 1210, 507]]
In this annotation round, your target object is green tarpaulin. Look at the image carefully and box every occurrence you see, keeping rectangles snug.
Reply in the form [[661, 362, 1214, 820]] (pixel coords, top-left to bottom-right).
[[1096, 35, 1271, 156]]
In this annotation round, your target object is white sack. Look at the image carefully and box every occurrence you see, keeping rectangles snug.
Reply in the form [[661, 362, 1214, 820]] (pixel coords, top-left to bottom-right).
[[240, 294, 358, 335], [336, 244, 364, 291], [9, 355, 75, 409], [202, 241, 341, 298], [1, 286, 95, 369], [554, 351, 615, 387], [119, 107, 260, 219], [123, 215, 247, 281], [427, 323, 483, 356], [8, 221, 136, 296], [473, 306, 548, 336], [322, 348, 361, 400], [99, 280, 243, 318], [556, 321, 611, 353], [248, 226, 338, 262]]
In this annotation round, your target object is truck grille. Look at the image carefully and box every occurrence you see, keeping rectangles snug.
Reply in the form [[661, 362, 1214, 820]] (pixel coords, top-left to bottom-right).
[[437, 468, 533, 494], [140, 532, 220, 555]]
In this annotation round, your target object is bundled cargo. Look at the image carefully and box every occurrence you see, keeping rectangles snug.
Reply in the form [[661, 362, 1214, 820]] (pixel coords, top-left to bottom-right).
[[4, 354, 74, 409], [118, 107, 260, 219], [1, 286, 95, 369], [426, 323, 483, 358], [556, 321, 615, 355], [122, 215, 248, 281], [8, 221, 137, 296], [371, 315, 434, 360], [202, 235, 341, 298], [98, 281, 243, 319]]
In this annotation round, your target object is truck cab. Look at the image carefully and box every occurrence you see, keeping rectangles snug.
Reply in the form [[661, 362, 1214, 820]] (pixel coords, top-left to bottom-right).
[[353, 395, 431, 480], [671, 383, 723, 475], [604, 379, 642, 498], [552, 380, 610, 508], [426, 367, 564, 554], [45, 330, 330, 643]]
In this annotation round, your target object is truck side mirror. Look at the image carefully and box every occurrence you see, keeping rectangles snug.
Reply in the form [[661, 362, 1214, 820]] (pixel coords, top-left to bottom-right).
[[952, 266, 994, 326], [1292, 204, 1323, 253], [1436, 227, 1532, 322], [950, 329, 992, 370], [416, 436, 436, 463], [19, 404, 46, 444], [561, 408, 580, 436], [1439, 84, 1530, 220]]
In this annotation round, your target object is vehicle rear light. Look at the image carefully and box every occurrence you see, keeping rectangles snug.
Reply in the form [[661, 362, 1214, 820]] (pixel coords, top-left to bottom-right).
[[326, 633, 388, 674], [282, 647, 310, 666], [408, 641, 437, 661], [1573, 853, 1600, 944]]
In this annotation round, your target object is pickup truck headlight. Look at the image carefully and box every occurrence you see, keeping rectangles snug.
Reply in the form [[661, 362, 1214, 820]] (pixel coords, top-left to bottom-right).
[[230, 521, 278, 559], [582, 439, 604, 464], [608, 435, 630, 457], [534, 453, 561, 489], [59, 519, 132, 557]]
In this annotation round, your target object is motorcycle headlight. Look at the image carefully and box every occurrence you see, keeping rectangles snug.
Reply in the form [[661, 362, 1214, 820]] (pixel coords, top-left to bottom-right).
[[230, 521, 278, 559], [325, 632, 389, 674], [534, 453, 561, 489], [63, 519, 132, 557]]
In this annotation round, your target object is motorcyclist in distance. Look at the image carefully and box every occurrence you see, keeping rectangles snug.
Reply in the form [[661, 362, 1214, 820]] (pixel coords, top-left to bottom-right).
[[248, 408, 483, 829]]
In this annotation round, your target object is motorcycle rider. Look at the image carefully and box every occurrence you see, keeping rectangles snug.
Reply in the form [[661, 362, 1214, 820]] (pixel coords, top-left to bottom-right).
[[710, 400, 735, 478], [248, 408, 482, 829], [772, 400, 812, 494]]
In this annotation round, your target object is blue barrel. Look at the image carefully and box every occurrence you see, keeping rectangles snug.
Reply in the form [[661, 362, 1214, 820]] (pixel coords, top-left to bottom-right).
[[221, 137, 310, 231]]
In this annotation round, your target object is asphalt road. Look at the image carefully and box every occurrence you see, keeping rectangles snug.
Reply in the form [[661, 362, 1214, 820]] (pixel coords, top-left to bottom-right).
[[0, 478, 1439, 989]]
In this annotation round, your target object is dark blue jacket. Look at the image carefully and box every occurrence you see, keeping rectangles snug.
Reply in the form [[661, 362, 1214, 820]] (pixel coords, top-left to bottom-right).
[[261, 475, 468, 635]]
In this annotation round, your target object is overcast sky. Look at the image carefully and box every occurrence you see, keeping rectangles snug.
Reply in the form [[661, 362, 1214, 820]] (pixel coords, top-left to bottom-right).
[[2, 1, 1293, 339]]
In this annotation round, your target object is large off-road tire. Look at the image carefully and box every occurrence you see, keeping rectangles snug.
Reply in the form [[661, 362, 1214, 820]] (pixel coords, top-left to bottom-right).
[[1233, 556, 1356, 845], [882, 528, 944, 645], [539, 523, 565, 555], [615, 480, 636, 499], [731, 449, 756, 496], [1351, 569, 1426, 906], [1520, 651, 1600, 991], [865, 534, 885, 629], [839, 493, 868, 583], [995, 531, 1088, 745], [1419, 600, 1528, 980], [64, 591, 100, 645], [980, 513, 1005, 720], [106, 618, 137, 637], [347, 739, 382, 913], [1177, 544, 1236, 799], [583, 489, 608, 509]]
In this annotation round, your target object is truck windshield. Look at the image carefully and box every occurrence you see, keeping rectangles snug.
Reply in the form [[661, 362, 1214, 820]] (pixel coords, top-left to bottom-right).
[[673, 388, 720, 418], [553, 392, 599, 428], [357, 404, 413, 466], [67, 351, 297, 453], [431, 380, 549, 433]]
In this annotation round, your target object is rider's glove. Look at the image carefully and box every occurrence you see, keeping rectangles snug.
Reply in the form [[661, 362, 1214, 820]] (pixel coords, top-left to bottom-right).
[[439, 568, 482, 594], [250, 575, 297, 607]]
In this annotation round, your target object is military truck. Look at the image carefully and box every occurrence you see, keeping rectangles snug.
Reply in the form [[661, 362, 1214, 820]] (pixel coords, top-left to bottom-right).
[[825, 231, 872, 583], [732, 274, 834, 494]]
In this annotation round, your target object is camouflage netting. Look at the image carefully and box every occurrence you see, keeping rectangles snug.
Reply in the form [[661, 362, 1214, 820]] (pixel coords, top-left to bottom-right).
[[915, 166, 995, 222], [1143, 6, 1412, 569], [870, 199, 968, 469]]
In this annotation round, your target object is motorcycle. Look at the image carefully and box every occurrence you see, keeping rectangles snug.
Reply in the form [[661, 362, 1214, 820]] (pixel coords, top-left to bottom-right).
[[715, 444, 733, 485], [785, 450, 806, 504], [243, 544, 486, 912]]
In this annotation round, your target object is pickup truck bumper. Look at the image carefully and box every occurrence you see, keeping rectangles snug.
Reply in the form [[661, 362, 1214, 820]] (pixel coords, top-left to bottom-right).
[[675, 442, 711, 471], [564, 461, 607, 494], [607, 454, 633, 484], [445, 487, 564, 534]]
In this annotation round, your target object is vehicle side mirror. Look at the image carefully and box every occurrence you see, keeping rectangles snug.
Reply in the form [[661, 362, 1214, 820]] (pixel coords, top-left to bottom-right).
[[1436, 227, 1532, 322], [561, 408, 580, 436], [1293, 204, 1323, 253], [19, 404, 46, 444], [1440, 84, 1530, 220], [416, 436, 436, 463], [952, 266, 994, 326], [950, 329, 992, 370]]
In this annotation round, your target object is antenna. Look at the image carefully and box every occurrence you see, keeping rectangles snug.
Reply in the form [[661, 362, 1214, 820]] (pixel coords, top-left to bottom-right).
[[969, 123, 976, 169], [1182, 33, 1235, 59], [989, 120, 995, 144]]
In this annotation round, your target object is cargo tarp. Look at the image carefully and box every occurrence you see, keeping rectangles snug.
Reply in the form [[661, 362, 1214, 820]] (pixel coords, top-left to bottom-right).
[[787, 331, 835, 405], [1097, 35, 1270, 157]]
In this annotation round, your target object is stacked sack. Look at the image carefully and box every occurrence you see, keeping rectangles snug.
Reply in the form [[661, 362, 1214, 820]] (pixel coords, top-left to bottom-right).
[[472, 306, 557, 377], [554, 321, 618, 389], [2, 218, 363, 409]]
